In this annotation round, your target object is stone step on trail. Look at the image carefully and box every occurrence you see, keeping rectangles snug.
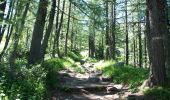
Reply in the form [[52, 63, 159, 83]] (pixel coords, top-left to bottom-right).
[[51, 61, 130, 100], [58, 82, 121, 93]]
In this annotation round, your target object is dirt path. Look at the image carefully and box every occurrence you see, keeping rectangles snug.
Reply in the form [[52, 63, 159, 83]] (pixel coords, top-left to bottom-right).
[[50, 61, 137, 100]]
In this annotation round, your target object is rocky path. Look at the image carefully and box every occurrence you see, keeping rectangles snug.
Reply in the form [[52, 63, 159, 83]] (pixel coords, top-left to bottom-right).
[[50, 61, 137, 100]]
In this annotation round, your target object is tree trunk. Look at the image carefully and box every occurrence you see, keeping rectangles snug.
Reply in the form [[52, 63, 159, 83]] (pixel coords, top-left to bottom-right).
[[105, 1, 110, 60], [138, 22, 142, 68], [147, 0, 167, 87], [146, 8, 152, 66], [52, 0, 60, 57], [41, 0, 56, 60], [28, 0, 48, 64], [165, 0, 170, 78], [70, 18, 75, 51], [0, 1, 6, 43], [0, 0, 15, 60], [110, 1, 116, 60], [89, 23, 95, 58], [64, 1, 72, 56], [132, 23, 136, 67], [125, 0, 129, 65], [53, 0, 65, 58]]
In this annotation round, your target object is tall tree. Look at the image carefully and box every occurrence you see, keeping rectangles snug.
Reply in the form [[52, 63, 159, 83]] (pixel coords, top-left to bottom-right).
[[64, 1, 72, 56], [28, 0, 48, 64], [138, 22, 142, 68], [41, 0, 56, 60], [53, 0, 65, 57], [165, 0, 170, 77], [105, 1, 110, 60], [110, 1, 116, 60], [0, 0, 6, 43], [125, 0, 129, 65], [89, 20, 95, 58], [0, 0, 15, 60], [146, 0, 168, 86]]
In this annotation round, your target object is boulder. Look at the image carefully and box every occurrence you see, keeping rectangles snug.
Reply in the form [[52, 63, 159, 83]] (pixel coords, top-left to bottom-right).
[[80, 59, 86, 65]]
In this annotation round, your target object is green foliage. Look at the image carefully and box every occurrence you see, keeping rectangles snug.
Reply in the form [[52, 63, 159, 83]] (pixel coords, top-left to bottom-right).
[[71, 64, 85, 73], [96, 60, 115, 70], [42, 58, 68, 89], [0, 64, 46, 100], [42, 58, 66, 72], [68, 51, 82, 62], [87, 57, 98, 63], [144, 87, 170, 100], [42, 58, 85, 89], [97, 61, 149, 88]]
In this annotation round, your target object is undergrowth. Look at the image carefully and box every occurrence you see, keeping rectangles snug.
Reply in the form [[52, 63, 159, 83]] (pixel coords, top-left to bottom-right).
[[0, 63, 46, 100], [144, 87, 170, 100], [96, 61, 149, 89], [68, 51, 82, 62], [42, 57, 84, 90], [0, 52, 83, 100]]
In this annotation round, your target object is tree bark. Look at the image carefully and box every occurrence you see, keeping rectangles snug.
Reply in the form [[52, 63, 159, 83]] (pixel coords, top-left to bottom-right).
[[146, 8, 152, 66], [53, 0, 65, 58], [28, 0, 48, 64], [125, 0, 129, 65], [147, 0, 167, 86], [165, 0, 170, 78], [138, 22, 142, 68], [41, 0, 56, 60], [52, 0, 60, 57], [110, 1, 116, 60], [89, 20, 95, 58], [0, 0, 6, 43], [64, 1, 72, 56], [105, 1, 110, 60]]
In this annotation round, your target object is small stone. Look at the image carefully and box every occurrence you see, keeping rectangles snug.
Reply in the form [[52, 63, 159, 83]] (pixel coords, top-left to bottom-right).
[[107, 86, 119, 93], [80, 59, 86, 65], [88, 77, 101, 83], [51, 97, 56, 100], [101, 77, 112, 82]]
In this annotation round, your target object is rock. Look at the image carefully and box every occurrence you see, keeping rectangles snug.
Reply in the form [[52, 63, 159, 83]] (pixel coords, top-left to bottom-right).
[[88, 77, 101, 83], [80, 59, 86, 65], [101, 77, 112, 82], [127, 94, 144, 100], [107, 86, 119, 93], [51, 97, 56, 100]]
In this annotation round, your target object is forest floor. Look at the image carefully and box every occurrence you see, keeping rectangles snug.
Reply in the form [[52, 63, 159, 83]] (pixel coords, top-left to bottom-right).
[[50, 60, 144, 100]]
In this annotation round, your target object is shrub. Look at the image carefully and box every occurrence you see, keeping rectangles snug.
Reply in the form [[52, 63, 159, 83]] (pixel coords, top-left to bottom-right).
[[42, 58, 84, 89], [1, 64, 46, 100], [97, 61, 149, 89], [96, 60, 115, 70], [68, 52, 82, 62], [42, 58, 65, 72], [144, 87, 170, 100], [87, 57, 98, 63]]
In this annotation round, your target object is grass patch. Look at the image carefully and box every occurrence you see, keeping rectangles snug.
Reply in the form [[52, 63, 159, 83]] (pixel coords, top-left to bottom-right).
[[97, 61, 149, 89], [96, 60, 116, 70], [68, 51, 82, 62], [41, 58, 68, 89], [87, 57, 98, 63], [42, 58, 67, 72], [42, 58, 85, 89], [144, 87, 170, 100], [71, 64, 85, 73]]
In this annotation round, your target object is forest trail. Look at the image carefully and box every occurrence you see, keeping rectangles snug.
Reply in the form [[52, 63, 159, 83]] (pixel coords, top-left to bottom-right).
[[50, 60, 141, 100]]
